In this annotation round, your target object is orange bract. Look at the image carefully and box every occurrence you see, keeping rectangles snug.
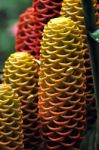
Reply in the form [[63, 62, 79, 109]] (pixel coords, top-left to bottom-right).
[[61, 0, 97, 127], [39, 17, 86, 149]]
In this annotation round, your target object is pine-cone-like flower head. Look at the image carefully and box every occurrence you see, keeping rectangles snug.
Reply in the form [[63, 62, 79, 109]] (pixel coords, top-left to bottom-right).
[[16, 7, 40, 59], [33, 0, 63, 55], [33, 0, 63, 29], [16, 0, 62, 60], [60, 0, 96, 126], [3, 52, 40, 149], [39, 16, 86, 150], [0, 84, 24, 149]]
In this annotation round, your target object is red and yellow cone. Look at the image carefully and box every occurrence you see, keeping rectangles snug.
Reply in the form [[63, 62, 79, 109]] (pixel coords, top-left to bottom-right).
[[39, 17, 86, 150], [60, 0, 97, 127], [16, 0, 62, 60]]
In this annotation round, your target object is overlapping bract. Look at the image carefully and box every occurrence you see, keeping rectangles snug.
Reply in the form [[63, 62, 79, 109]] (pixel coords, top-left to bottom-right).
[[16, 7, 39, 59], [32, 0, 63, 40], [39, 17, 86, 150], [0, 84, 24, 150], [16, 0, 62, 59], [3, 52, 40, 150], [32, 0, 63, 58], [60, 0, 96, 126]]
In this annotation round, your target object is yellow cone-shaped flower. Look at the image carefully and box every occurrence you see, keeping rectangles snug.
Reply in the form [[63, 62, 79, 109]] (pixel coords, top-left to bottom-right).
[[60, 0, 97, 126], [0, 84, 24, 150], [3, 52, 40, 150], [39, 17, 86, 150]]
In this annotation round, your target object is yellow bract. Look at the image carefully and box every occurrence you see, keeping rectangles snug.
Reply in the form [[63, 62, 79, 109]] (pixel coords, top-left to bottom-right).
[[3, 52, 40, 149], [39, 17, 86, 149], [0, 84, 24, 149], [60, 0, 96, 126]]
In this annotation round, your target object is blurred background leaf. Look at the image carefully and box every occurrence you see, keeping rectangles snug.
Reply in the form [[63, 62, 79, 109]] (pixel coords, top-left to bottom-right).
[[0, 0, 32, 71]]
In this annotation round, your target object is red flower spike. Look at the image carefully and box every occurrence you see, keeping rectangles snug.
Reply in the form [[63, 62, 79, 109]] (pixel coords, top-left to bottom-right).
[[16, 7, 40, 59], [16, 0, 62, 59], [33, 0, 62, 54]]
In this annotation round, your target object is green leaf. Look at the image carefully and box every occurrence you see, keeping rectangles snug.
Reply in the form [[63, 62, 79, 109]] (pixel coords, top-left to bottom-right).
[[90, 29, 99, 42]]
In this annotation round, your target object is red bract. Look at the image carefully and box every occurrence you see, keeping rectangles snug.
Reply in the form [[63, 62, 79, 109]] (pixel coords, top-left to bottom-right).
[[16, 7, 40, 59], [16, 0, 62, 59], [33, 0, 63, 57]]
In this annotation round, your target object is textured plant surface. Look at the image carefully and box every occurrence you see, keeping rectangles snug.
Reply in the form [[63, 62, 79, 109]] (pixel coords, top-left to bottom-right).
[[15, 7, 39, 59], [0, 84, 24, 150], [39, 17, 86, 150], [16, 0, 62, 59], [3, 52, 40, 150], [32, 0, 63, 55], [60, 0, 96, 127]]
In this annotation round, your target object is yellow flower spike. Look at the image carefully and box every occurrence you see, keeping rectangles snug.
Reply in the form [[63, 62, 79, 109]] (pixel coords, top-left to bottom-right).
[[3, 52, 40, 150], [0, 84, 24, 150], [60, 0, 97, 126], [39, 17, 86, 150]]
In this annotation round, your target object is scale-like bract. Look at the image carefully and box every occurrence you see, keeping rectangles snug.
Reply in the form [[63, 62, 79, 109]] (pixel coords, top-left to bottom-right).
[[3, 52, 40, 150], [60, 0, 97, 126], [0, 84, 24, 150], [39, 17, 86, 150]]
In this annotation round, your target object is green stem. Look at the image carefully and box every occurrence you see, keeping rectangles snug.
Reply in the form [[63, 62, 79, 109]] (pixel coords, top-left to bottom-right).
[[81, 0, 99, 149]]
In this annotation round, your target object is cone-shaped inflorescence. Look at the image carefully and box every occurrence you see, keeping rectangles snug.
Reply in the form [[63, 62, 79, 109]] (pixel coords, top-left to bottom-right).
[[0, 84, 24, 150], [16, 0, 62, 59], [32, 0, 63, 52], [32, 0, 62, 22], [16, 7, 39, 59], [39, 17, 86, 150], [3, 52, 40, 150], [60, 0, 96, 127]]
